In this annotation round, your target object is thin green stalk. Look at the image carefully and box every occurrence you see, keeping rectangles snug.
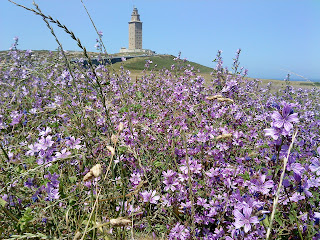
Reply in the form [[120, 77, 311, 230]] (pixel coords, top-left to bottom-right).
[[80, 0, 107, 55], [283, 188, 303, 240], [0, 143, 10, 162], [9, 0, 114, 136], [182, 131, 196, 239], [1, 205, 19, 222], [49, 205, 62, 238], [32, 2, 80, 102]]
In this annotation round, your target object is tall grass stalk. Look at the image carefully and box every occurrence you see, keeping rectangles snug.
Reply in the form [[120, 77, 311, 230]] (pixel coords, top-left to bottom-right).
[[8, 0, 114, 135], [266, 129, 298, 240]]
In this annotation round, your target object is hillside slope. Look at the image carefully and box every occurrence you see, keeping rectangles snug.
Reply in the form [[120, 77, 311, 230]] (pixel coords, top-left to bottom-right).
[[111, 55, 214, 73]]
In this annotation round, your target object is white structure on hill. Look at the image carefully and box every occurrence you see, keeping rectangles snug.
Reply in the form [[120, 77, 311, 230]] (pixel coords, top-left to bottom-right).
[[120, 7, 154, 54]]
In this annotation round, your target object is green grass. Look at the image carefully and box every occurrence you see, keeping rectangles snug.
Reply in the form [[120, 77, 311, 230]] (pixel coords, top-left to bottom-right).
[[113, 54, 214, 73], [299, 82, 320, 86]]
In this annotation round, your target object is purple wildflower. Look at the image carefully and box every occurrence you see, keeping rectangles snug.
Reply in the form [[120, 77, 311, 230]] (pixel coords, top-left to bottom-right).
[[37, 136, 54, 151], [46, 185, 59, 200], [271, 102, 299, 131], [289, 192, 305, 202], [163, 170, 178, 191], [287, 162, 305, 176], [10, 111, 22, 126], [314, 212, 320, 219], [140, 190, 160, 204], [233, 207, 259, 233], [307, 177, 320, 188], [44, 172, 60, 188], [39, 127, 52, 136], [24, 178, 34, 188], [65, 136, 82, 149], [310, 158, 320, 176], [169, 222, 190, 240], [55, 148, 71, 159], [264, 127, 283, 140], [26, 144, 40, 156], [250, 175, 274, 195], [196, 131, 207, 143], [129, 172, 142, 186]]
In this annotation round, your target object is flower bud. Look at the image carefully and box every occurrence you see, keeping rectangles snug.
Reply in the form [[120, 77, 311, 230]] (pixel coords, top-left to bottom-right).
[[73, 231, 81, 240], [106, 146, 115, 156], [83, 171, 93, 182], [111, 134, 118, 144], [83, 164, 102, 181], [110, 217, 131, 227], [118, 122, 124, 132], [91, 164, 102, 177]]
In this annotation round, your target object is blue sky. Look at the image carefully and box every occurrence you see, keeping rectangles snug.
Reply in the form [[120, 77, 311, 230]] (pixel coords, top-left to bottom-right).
[[1, 0, 320, 81]]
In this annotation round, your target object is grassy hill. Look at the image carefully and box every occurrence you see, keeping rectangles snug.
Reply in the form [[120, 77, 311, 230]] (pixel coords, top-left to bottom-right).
[[0, 50, 213, 74], [112, 54, 214, 73]]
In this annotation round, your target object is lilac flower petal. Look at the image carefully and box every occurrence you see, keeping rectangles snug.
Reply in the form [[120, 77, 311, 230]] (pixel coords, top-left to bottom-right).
[[287, 113, 299, 123], [244, 223, 251, 233], [271, 111, 283, 122], [233, 209, 244, 220], [234, 220, 243, 229], [243, 207, 252, 217], [314, 212, 320, 219], [273, 119, 284, 129], [283, 121, 293, 132], [264, 180, 274, 189], [264, 128, 279, 140], [282, 104, 292, 117], [250, 216, 259, 224]]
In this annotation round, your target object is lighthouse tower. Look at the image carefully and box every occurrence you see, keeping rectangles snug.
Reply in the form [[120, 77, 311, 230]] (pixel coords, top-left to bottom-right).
[[128, 7, 142, 50], [119, 7, 154, 54]]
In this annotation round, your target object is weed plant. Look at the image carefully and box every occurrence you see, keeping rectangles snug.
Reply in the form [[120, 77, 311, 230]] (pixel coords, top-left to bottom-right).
[[1, 1, 320, 239]]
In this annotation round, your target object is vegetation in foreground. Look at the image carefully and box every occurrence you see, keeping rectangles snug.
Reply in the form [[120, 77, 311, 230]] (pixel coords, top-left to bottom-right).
[[1, 1, 320, 240]]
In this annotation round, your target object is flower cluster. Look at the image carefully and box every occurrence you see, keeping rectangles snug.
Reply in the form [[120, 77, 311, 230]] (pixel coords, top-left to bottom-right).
[[0, 44, 320, 239]]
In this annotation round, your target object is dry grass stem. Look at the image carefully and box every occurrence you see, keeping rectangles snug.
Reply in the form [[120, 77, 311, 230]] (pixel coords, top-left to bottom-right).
[[266, 129, 298, 240], [217, 97, 234, 103], [205, 94, 223, 100], [110, 217, 132, 227], [216, 133, 233, 140]]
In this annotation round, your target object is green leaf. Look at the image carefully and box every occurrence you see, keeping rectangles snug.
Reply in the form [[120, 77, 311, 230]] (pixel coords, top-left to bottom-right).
[[18, 207, 33, 231], [262, 215, 270, 228], [0, 198, 7, 207], [135, 91, 143, 99], [274, 211, 283, 226], [132, 104, 142, 111], [117, 146, 127, 154], [239, 171, 250, 181], [153, 161, 163, 168], [119, 106, 129, 113], [69, 176, 77, 183], [288, 213, 296, 224]]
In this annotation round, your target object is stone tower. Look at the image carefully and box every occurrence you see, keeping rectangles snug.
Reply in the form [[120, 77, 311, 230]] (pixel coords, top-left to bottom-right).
[[128, 7, 142, 50]]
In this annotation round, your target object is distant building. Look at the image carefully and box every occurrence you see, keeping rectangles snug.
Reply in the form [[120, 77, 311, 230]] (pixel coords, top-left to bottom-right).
[[129, 7, 142, 50], [120, 7, 155, 54]]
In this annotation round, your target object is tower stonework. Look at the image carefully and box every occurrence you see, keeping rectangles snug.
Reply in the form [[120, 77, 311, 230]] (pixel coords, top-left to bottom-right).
[[128, 7, 142, 50]]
